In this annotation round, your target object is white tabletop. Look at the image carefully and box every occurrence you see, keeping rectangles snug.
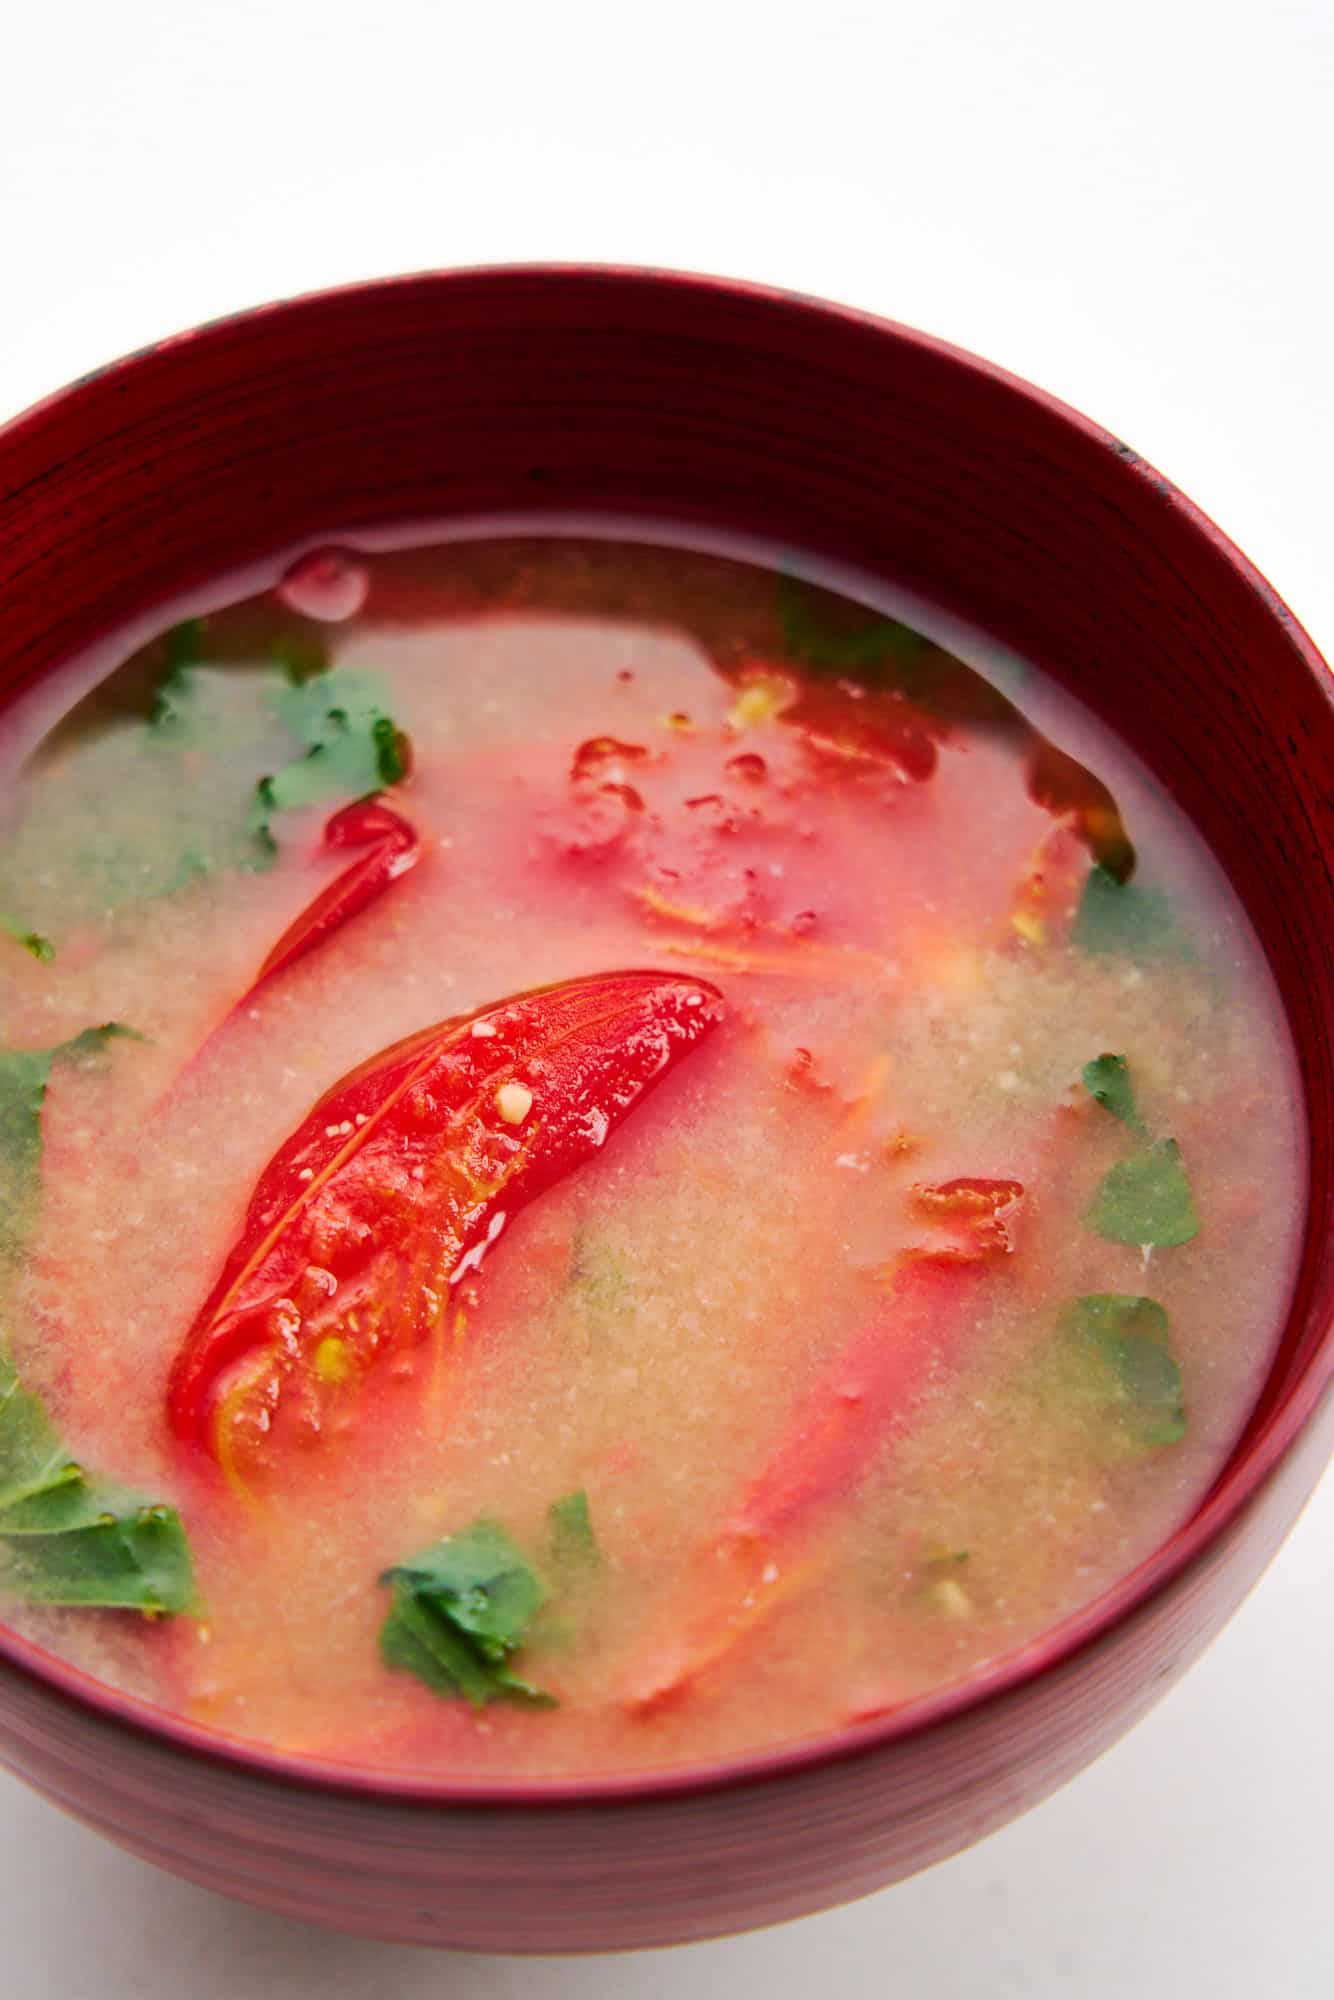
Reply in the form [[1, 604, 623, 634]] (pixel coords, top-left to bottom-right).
[[3, 3, 1332, 1992]]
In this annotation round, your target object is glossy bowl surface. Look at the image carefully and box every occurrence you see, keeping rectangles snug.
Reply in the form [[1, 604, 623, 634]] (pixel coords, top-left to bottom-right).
[[1, 267, 1332, 1950]]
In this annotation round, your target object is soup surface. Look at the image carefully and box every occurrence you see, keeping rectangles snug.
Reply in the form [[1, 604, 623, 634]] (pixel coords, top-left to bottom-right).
[[0, 527, 1304, 1777]]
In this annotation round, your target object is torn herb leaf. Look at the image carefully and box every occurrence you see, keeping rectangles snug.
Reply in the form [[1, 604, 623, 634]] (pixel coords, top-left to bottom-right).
[[379, 1518, 555, 1710], [0, 1505, 194, 1610], [1085, 1138, 1200, 1248], [0, 1351, 76, 1516], [380, 1585, 504, 1705], [0, 1025, 142, 1264], [548, 1488, 599, 1568], [1082, 1054, 1147, 1136], [1059, 1295, 1187, 1446], [270, 667, 393, 749], [1079, 1054, 1199, 1248], [0, 1355, 194, 1611], [253, 670, 410, 841], [1072, 865, 1190, 962]]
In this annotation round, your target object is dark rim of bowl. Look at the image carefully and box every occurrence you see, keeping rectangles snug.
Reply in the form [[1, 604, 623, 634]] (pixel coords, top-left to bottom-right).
[[0, 263, 1330, 1810]]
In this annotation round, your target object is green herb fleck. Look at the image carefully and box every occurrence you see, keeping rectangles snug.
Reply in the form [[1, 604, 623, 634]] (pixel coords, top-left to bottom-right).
[[1058, 1295, 1187, 1446], [371, 713, 410, 786], [0, 1354, 193, 1611], [272, 631, 331, 684], [548, 1488, 599, 1569], [0, 918, 54, 964], [149, 618, 208, 730], [924, 1546, 969, 1573], [166, 618, 206, 668], [379, 1519, 555, 1710], [566, 1228, 632, 1344], [1081, 1054, 1147, 1136], [778, 571, 926, 682], [1085, 1138, 1200, 1248], [160, 847, 221, 893], [1072, 865, 1190, 962]]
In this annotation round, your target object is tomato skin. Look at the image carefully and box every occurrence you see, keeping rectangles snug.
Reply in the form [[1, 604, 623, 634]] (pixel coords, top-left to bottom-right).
[[166, 971, 724, 1472]]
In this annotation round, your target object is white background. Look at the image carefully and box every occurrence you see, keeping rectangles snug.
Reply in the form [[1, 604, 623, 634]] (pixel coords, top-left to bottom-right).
[[3, 2, 1333, 1993]]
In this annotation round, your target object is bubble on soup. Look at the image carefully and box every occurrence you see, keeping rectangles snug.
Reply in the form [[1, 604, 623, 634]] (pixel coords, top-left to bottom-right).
[[277, 548, 370, 622]]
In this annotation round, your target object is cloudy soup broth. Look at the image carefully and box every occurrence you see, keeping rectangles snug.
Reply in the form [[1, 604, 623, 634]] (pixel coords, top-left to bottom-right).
[[0, 528, 1303, 1776]]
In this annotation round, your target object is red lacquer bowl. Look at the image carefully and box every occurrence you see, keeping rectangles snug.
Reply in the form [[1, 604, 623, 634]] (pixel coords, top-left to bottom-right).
[[0, 269, 1331, 1952]]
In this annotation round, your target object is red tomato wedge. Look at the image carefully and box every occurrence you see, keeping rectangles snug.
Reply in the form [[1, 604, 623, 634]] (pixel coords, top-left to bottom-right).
[[161, 799, 422, 1106], [167, 971, 723, 1478], [625, 1179, 1025, 1712], [253, 797, 420, 986]]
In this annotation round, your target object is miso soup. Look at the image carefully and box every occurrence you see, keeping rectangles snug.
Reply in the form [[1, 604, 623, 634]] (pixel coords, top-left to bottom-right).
[[0, 528, 1303, 1776]]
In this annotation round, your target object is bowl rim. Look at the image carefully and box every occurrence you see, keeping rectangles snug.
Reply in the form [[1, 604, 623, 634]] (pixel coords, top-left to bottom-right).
[[1, 260, 1331, 1809]]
